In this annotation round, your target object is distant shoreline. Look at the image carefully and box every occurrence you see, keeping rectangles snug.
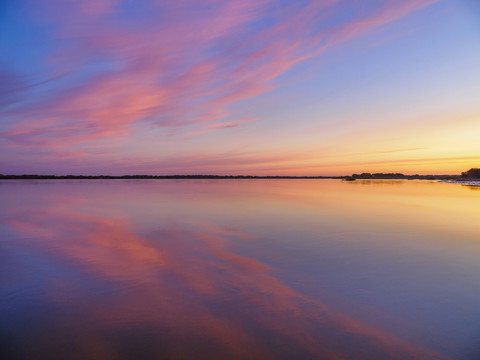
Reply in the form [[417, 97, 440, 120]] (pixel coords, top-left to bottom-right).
[[441, 180, 480, 187], [2, 170, 479, 181], [0, 174, 463, 180], [0, 175, 340, 180]]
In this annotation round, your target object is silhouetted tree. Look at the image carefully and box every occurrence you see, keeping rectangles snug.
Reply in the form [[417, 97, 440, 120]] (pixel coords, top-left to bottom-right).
[[461, 168, 480, 179]]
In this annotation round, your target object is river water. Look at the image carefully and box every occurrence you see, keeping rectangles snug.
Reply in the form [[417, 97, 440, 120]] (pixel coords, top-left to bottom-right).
[[1, 179, 479, 359]]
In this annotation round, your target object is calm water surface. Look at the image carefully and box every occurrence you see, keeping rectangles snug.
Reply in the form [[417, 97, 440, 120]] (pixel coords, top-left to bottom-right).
[[1, 179, 479, 360]]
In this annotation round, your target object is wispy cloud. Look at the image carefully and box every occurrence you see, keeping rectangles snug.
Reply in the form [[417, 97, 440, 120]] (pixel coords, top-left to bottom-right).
[[189, 116, 259, 135], [1, 0, 439, 151]]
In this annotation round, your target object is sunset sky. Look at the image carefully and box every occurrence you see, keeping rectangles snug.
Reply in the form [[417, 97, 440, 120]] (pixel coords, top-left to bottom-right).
[[1, 0, 479, 175]]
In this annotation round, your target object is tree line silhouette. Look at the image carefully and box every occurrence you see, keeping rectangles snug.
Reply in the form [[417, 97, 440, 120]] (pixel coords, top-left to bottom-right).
[[0, 168, 478, 180]]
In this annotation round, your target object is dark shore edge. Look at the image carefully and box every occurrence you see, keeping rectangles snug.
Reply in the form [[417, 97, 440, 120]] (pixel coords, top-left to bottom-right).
[[1, 169, 478, 181], [0, 174, 340, 180], [0, 174, 466, 180]]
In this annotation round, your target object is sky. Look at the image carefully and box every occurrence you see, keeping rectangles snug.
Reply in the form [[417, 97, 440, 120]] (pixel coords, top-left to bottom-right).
[[0, 0, 479, 176]]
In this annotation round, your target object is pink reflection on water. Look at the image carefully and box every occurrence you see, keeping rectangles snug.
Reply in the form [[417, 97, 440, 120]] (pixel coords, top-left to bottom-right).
[[3, 192, 451, 360]]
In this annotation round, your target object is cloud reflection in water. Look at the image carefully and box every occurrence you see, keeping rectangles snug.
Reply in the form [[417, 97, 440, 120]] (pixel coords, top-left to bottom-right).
[[2, 192, 451, 360]]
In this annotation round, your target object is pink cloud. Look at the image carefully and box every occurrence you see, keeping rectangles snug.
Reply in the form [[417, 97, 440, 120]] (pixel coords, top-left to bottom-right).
[[189, 116, 259, 135], [2, 0, 439, 153]]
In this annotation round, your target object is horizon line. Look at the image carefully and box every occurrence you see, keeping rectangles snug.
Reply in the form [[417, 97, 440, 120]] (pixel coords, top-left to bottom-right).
[[0, 173, 468, 179]]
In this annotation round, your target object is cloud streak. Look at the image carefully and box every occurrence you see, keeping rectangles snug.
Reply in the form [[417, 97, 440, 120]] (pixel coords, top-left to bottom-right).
[[1, 0, 439, 151]]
